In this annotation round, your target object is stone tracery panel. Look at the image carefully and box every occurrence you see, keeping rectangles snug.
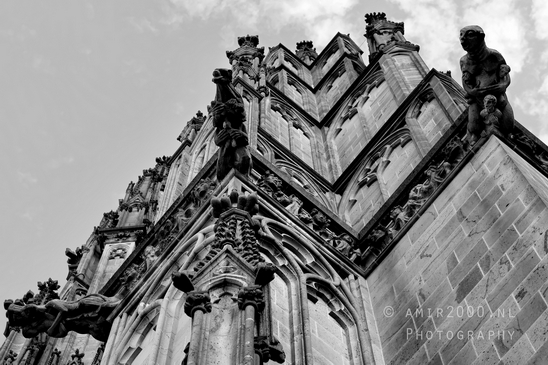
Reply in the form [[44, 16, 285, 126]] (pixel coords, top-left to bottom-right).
[[359, 80, 398, 134], [377, 133, 420, 197], [339, 155, 384, 231]]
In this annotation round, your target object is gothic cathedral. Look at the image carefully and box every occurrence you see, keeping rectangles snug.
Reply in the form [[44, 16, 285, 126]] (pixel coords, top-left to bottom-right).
[[3, 13, 548, 365]]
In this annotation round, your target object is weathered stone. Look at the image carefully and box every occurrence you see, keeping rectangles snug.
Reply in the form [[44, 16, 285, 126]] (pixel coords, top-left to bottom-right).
[[460, 26, 514, 143]]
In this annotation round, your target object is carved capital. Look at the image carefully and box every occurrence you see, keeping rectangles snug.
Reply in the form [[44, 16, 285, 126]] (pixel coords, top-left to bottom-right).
[[184, 291, 212, 317], [237, 285, 265, 311], [254, 336, 270, 363]]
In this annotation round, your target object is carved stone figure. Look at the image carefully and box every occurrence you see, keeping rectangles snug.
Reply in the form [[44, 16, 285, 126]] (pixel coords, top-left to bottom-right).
[[459, 25, 514, 143], [4, 292, 121, 341], [210, 68, 252, 181], [480, 94, 502, 135], [284, 194, 302, 215]]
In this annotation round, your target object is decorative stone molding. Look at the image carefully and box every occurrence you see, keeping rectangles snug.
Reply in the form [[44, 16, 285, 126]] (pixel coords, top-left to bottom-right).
[[90, 344, 104, 365], [46, 348, 61, 365], [361, 132, 468, 264], [67, 349, 84, 365], [108, 247, 127, 260], [255, 169, 359, 261], [3, 350, 17, 365]]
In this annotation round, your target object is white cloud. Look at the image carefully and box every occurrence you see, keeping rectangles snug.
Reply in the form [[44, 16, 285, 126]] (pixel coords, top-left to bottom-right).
[[127, 17, 159, 34], [532, 0, 548, 39], [32, 55, 54, 74], [461, 0, 528, 73], [388, 0, 528, 75], [45, 156, 75, 169], [388, 0, 460, 72], [124, 59, 147, 76], [17, 171, 38, 185], [162, 0, 361, 49]]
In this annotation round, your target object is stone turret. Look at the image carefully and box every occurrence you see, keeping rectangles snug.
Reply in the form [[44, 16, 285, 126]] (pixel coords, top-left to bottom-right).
[[295, 40, 318, 65], [226, 34, 265, 87]]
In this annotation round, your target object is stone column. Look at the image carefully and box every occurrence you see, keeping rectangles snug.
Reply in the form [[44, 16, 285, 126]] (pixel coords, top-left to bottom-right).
[[0, 329, 16, 360], [237, 286, 265, 365], [183, 291, 212, 365]]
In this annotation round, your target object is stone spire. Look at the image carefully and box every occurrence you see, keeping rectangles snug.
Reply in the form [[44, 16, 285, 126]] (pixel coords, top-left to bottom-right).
[[295, 41, 318, 65], [226, 35, 265, 86], [364, 12, 418, 61]]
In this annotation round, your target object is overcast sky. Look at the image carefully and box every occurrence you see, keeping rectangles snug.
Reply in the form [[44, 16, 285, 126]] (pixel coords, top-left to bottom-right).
[[1, 0, 547, 332]]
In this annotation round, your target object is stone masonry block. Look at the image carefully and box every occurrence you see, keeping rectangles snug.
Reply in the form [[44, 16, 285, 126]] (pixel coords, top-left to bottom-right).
[[514, 198, 546, 235], [423, 226, 466, 281], [526, 308, 548, 351], [470, 343, 501, 365], [382, 316, 415, 359], [499, 331, 535, 365], [507, 209, 548, 264], [461, 186, 502, 236], [470, 136, 504, 172], [369, 234, 411, 290], [387, 318, 436, 365], [455, 191, 481, 222], [434, 163, 477, 212], [462, 206, 502, 255], [467, 254, 513, 309], [472, 294, 520, 354], [406, 345, 429, 365], [407, 204, 438, 245], [438, 308, 490, 364], [434, 210, 463, 248], [412, 278, 453, 330], [496, 173, 528, 213], [447, 340, 477, 365], [525, 339, 548, 364], [455, 264, 484, 303], [483, 198, 525, 246], [449, 241, 488, 289], [493, 292, 547, 356], [395, 240, 437, 295], [426, 353, 443, 365], [482, 227, 519, 272], [519, 183, 539, 207], [486, 248, 541, 311], [514, 253, 548, 308], [408, 203, 454, 255]]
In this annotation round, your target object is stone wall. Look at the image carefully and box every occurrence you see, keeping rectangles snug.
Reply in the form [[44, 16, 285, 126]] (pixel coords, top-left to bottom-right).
[[367, 136, 548, 364]]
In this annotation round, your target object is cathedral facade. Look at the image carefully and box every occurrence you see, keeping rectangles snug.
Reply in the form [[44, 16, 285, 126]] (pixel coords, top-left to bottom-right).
[[3, 13, 548, 365]]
